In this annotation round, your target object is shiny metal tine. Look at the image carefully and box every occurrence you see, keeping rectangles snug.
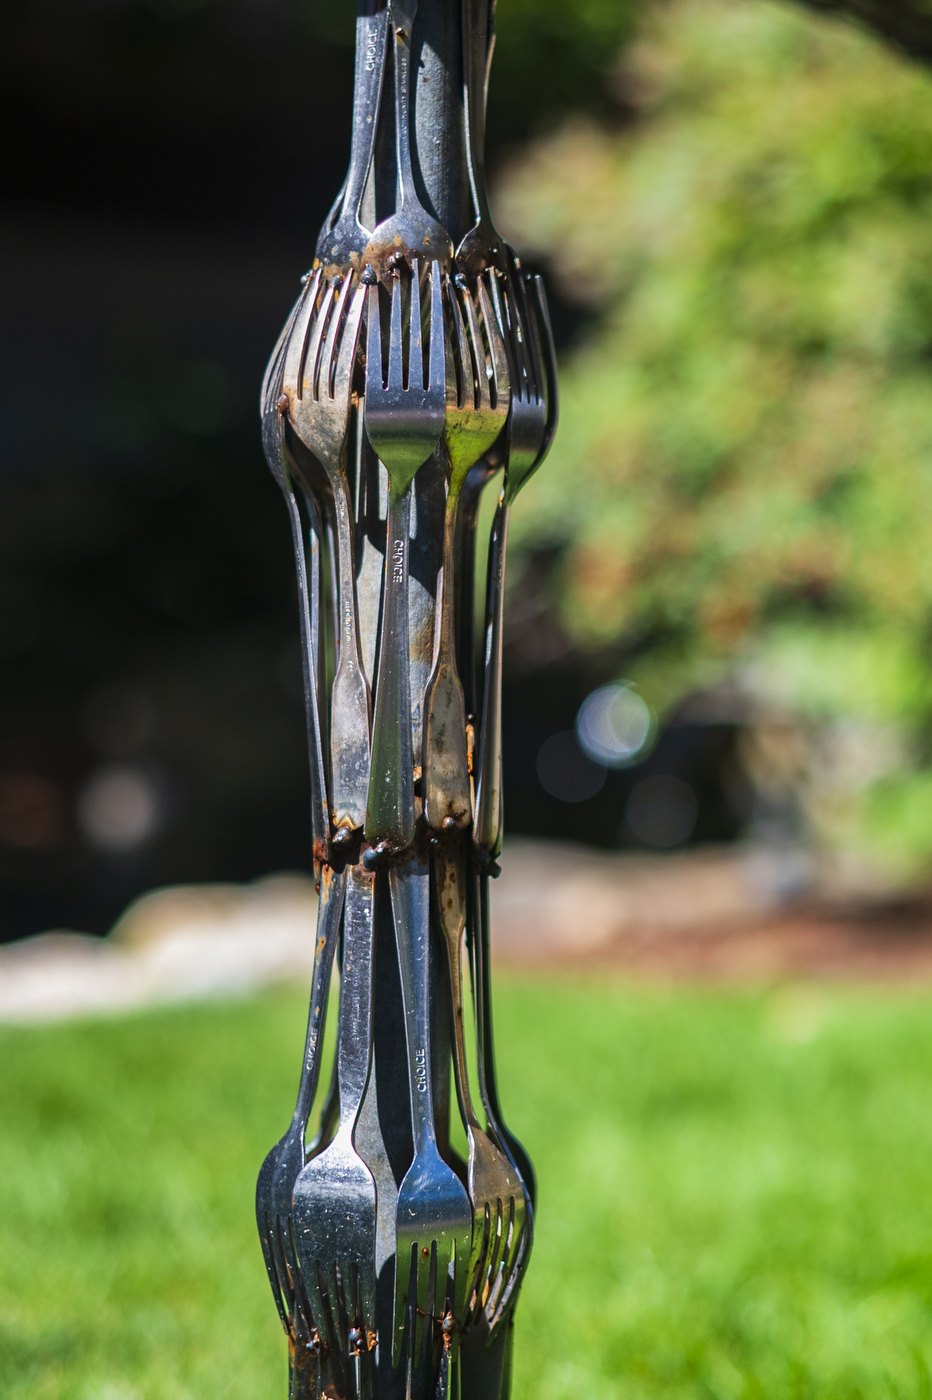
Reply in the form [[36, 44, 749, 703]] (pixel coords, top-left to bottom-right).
[[316, 1261, 341, 1353], [408, 255, 424, 392], [481, 1198, 506, 1305], [317, 273, 354, 406], [468, 1202, 492, 1321], [261, 283, 306, 411], [447, 279, 470, 410], [388, 273, 405, 393], [458, 283, 485, 412], [521, 273, 546, 408], [281, 271, 323, 402], [428, 258, 445, 394], [274, 1214, 299, 1322], [393, 1242, 417, 1366], [366, 282, 385, 396], [333, 282, 366, 406], [304, 281, 338, 402], [478, 276, 509, 409], [297, 1251, 326, 1353], [332, 1260, 351, 1353], [488, 1217, 528, 1331], [315, 276, 353, 402], [259, 1212, 291, 1335]]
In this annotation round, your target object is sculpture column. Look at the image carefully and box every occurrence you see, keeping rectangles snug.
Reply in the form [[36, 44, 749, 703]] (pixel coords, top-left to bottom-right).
[[256, 3, 557, 1396]]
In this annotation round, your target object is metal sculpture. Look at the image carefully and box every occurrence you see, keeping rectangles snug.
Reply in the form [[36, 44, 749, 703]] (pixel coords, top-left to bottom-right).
[[256, 3, 557, 1396]]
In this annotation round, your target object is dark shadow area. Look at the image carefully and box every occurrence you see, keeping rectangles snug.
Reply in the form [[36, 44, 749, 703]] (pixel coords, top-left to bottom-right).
[[0, 0, 744, 940]]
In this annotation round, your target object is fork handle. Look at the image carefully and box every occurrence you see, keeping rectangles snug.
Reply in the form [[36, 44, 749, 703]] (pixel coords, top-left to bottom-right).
[[423, 494, 471, 831], [334, 864, 377, 1134], [435, 842, 484, 1134], [389, 858, 439, 1159], [473, 496, 508, 857], [344, 8, 390, 226], [329, 469, 372, 833], [285, 485, 331, 867], [365, 483, 415, 849], [462, 0, 495, 227], [292, 864, 347, 1132], [390, 0, 421, 211]]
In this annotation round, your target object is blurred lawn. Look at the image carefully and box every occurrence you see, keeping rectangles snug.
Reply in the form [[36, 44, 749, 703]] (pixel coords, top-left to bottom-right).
[[4, 978, 932, 1399]]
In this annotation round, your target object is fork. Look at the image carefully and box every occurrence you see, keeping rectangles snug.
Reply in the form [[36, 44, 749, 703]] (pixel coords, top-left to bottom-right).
[[255, 864, 346, 1380], [292, 863, 378, 1378], [389, 856, 473, 1366], [363, 258, 446, 850], [433, 842, 526, 1329], [261, 271, 331, 872], [284, 272, 371, 840], [421, 274, 510, 834], [467, 858, 536, 1331], [473, 274, 558, 859], [315, 5, 390, 275]]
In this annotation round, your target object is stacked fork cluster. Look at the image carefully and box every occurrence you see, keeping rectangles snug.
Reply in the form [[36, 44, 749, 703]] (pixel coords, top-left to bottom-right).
[[256, 3, 557, 1398]]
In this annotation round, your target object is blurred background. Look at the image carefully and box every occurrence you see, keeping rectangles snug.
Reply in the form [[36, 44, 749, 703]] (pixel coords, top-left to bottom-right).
[[4, 0, 932, 942], [11, 5, 932, 1400]]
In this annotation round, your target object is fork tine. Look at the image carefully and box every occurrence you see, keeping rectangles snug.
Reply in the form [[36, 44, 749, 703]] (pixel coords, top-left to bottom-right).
[[281, 270, 321, 403], [333, 282, 367, 403], [262, 280, 308, 411], [446, 280, 470, 412], [365, 282, 384, 395], [466, 1202, 491, 1320], [479, 276, 510, 410], [393, 1241, 417, 1367], [518, 272, 545, 407], [458, 283, 485, 412], [387, 273, 405, 392], [428, 258, 445, 396], [316, 276, 352, 402], [408, 256, 424, 392], [508, 267, 534, 407], [304, 280, 338, 402], [259, 1211, 292, 1336]]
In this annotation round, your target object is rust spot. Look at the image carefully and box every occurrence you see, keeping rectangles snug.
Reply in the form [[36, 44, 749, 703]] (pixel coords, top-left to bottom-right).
[[421, 1246, 430, 1258], [277, 394, 289, 415]]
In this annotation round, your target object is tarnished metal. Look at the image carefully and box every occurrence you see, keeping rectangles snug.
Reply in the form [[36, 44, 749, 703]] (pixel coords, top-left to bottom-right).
[[363, 261, 445, 851], [284, 275, 371, 839], [255, 3, 557, 1396]]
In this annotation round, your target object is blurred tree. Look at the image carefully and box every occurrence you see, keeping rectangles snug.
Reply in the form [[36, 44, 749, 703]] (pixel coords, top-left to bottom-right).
[[496, 0, 932, 877], [794, 0, 932, 64]]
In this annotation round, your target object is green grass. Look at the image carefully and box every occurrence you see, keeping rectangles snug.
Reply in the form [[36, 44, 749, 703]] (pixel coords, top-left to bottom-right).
[[4, 978, 932, 1398]]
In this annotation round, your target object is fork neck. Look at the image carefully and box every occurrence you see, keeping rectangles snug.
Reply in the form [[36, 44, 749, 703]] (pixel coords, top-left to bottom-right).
[[368, 0, 472, 246]]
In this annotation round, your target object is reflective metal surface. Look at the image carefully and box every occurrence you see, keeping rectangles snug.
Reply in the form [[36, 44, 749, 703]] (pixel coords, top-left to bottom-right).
[[254, 3, 558, 1396]]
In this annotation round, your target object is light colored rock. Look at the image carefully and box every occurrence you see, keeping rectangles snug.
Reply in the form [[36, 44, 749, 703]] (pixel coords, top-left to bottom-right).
[[488, 839, 783, 960], [0, 874, 320, 1023], [0, 844, 801, 1022]]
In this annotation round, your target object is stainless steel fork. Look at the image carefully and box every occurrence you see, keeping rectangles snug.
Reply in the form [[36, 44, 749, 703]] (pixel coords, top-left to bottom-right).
[[421, 273, 510, 835], [292, 863, 378, 1376], [389, 856, 472, 1367], [433, 842, 526, 1330], [284, 272, 371, 840], [363, 259, 446, 851], [260, 271, 330, 872], [255, 864, 346, 1380], [474, 274, 558, 859]]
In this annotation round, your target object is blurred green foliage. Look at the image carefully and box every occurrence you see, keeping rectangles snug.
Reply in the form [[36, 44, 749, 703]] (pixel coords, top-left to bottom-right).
[[488, 0, 641, 145], [495, 0, 932, 873], [7, 980, 932, 1397]]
